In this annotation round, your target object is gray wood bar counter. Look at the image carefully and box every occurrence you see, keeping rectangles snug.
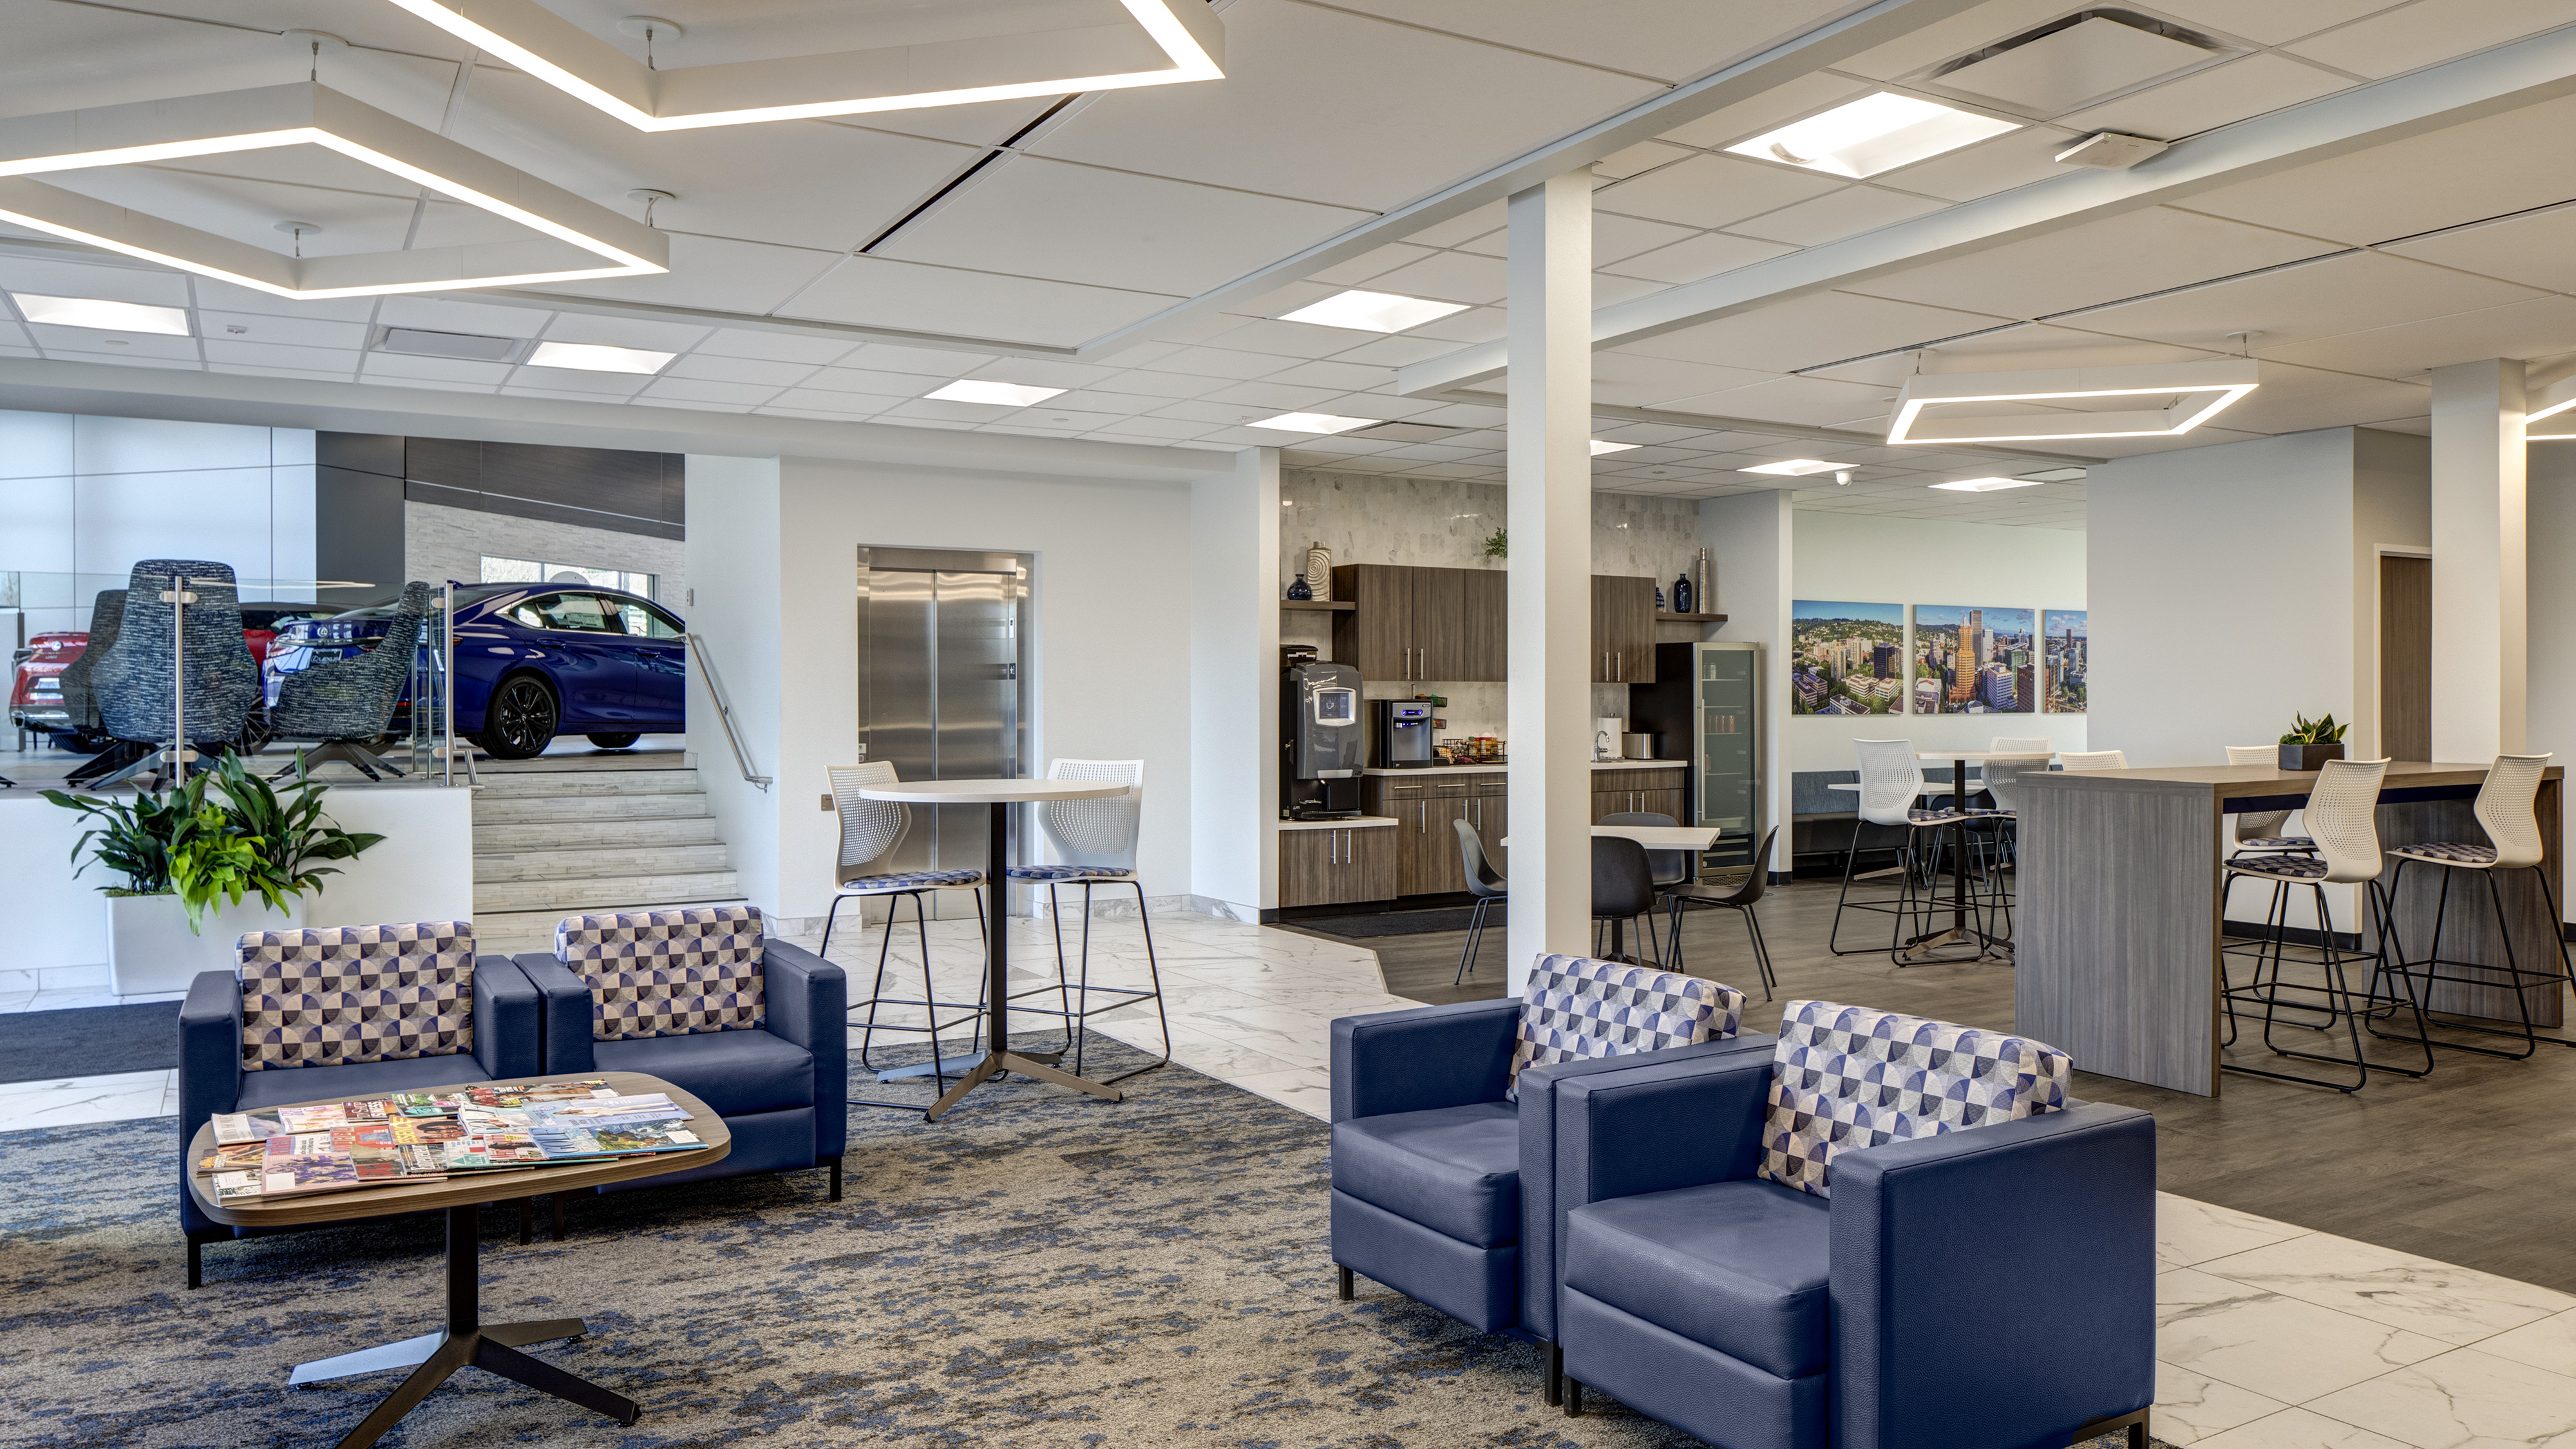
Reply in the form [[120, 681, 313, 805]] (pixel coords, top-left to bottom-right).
[[2018, 761, 2562, 1096]]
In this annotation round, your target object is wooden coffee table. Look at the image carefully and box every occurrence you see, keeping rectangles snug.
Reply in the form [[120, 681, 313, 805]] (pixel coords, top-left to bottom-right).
[[185, 1070, 730, 1449]]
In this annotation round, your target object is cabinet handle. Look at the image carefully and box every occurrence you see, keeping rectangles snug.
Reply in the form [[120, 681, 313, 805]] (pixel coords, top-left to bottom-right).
[[1329, 829, 1337, 866], [1417, 801, 1426, 833], [1617, 650, 1624, 681]]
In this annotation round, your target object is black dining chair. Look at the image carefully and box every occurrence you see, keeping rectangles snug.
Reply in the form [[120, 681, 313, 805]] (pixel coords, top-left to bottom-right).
[[1662, 828, 1780, 1000], [1591, 836, 1663, 966], [1450, 817, 1508, 985], [1599, 811, 1689, 897]]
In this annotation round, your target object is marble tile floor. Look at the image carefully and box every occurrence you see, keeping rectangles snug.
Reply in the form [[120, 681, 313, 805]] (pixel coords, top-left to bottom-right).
[[12, 909, 2576, 1447]]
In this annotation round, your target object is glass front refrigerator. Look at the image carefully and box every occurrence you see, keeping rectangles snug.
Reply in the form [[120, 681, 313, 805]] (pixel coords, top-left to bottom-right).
[[1631, 641, 1764, 884]]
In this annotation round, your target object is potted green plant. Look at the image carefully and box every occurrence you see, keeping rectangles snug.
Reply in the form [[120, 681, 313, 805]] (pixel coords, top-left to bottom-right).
[[46, 753, 383, 994], [2278, 714, 2349, 772]]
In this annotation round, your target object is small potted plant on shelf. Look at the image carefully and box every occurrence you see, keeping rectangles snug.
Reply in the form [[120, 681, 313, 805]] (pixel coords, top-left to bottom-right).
[[45, 753, 383, 994], [2278, 714, 2349, 772]]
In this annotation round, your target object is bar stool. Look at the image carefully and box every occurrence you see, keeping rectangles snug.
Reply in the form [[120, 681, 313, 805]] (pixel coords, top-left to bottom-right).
[[2058, 749, 2127, 772], [1828, 739, 1975, 963], [824, 762, 990, 1108], [2377, 752, 2576, 1059], [1972, 735, 2052, 938], [1003, 757, 1171, 1084], [2219, 757, 2430, 1092], [2226, 744, 2314, 857]]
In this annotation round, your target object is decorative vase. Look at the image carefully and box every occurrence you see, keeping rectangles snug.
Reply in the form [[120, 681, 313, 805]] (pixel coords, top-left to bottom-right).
[[108, 891, 303, 995], [2280, 742, 2345, 772], [1287, 574, 1312, 601], [1656, 584, 1665, 611], [1672, 573, 1694, 614], [1305, 542, 1332, 601]]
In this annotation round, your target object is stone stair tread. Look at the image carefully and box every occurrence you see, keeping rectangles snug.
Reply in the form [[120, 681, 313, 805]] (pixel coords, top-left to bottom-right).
[[473, 750, 692, 774], [474, 771, 703, 799], [474, 870, 743, 913], [471, 898, 752, 947], [473, 818, 723, 851], [473, 794, 714, 824], [475, 844, 732, 882]]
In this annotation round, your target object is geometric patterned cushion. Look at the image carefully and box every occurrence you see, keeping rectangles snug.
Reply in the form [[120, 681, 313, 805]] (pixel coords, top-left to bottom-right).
[[1907, 807, 1969, 824], [2388, 840, 2499, 867], [835, 869, 985, 893], [2235, 836, 2315, 851], [2225, 853, 2331, 880], [1005, 865, 1136, 881], [237, 921, 475, 1070], [1759, 999, 2071, 1199], [1509, 953, 1744, 1087], [554, 905, 766, 1041]]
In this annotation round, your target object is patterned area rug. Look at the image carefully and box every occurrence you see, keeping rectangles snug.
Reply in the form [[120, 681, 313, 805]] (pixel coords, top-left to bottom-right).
[[0, 1036, 2167, 1448]]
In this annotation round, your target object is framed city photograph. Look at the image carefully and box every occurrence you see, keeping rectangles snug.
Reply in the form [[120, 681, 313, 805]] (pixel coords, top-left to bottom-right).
[[2043, 609, 2088, 713], [1790, 601, 1906, 715], [1910, 605, 2036, 714]]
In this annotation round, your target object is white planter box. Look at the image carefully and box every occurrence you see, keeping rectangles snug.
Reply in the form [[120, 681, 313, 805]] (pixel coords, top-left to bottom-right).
[[108, 893, 304, 996]]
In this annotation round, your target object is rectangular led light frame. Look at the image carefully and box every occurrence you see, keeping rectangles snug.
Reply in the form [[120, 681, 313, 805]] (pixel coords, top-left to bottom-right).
[[927, 379, 1068, 406], [12, 293, 192, 334], [0, 83, 667, 300], [1928, 477, 2045, 492], [1279, 289, 1468, 334], [1739, 459, 1840, 476], [2527, 374, 2576, 440], [1886, 360, 2259, 444], [1251, 412, 1375, 435], [381, 0, 1224, 131]]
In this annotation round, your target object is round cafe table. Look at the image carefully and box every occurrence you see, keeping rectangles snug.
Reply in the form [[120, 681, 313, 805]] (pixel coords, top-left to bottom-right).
[[853, 777, 1132, 1121], [1904, 751, 2053, 965]]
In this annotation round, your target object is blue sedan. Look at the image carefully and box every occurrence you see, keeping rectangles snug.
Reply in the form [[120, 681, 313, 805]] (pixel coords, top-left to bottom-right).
[[261, 584, 686, 758]]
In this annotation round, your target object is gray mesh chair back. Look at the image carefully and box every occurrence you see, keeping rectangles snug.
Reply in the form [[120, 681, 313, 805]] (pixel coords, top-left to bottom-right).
[[828, 761, 911, 882], [1038, 758, 1142, 873], [93, 560, 258, 745], [55, 588, 125, 733], [272, 582, 430, 740], [1600, 811, 1687, 887], [1452, 816, 1506, 897]]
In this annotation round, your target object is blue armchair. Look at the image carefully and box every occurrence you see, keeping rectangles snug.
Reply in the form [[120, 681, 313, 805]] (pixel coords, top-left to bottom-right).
[[1551, 999, 2155, 1449], [178, 922, 541, 1287], [515, 905, 845, 1202], [1331, 955, 1774, 1403]]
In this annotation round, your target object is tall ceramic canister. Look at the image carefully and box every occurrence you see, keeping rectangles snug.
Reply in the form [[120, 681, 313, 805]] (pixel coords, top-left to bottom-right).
[[1305, 542, 1332, 601]]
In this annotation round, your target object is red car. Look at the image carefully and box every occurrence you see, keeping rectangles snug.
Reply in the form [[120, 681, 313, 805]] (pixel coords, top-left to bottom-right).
[[12, 612, 298, 748]]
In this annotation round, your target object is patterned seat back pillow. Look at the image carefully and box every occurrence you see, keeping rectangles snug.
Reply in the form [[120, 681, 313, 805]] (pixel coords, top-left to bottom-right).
[[238, 922, 475, 1070], [1760, 999, 2071, 1198], [556, 905, 766, 1040], [1510, 953, 1745, 1086]]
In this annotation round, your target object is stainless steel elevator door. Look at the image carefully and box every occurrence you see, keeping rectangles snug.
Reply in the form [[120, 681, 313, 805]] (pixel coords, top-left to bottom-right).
[[865, 567, 1019, 910]]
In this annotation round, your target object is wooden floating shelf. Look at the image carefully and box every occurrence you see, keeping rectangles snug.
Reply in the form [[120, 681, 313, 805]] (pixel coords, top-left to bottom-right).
[[1282, 598, 1356, 611], [1658, 611, 1727, 623]]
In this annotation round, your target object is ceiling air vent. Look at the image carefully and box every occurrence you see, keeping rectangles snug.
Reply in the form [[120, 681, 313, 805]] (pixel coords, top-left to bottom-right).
[[1352, 421, 1463, 444], [1929, 10, 2228, 117], [372, 326, 526, 363]]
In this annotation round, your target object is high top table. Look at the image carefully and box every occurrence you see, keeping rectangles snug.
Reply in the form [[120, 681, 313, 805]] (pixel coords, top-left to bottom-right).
[[2016, 759, 2564, 1096], [852, 776, 1132, 1121], [1902, 751, 2054, 966], [184, 1071, 729, 1449]]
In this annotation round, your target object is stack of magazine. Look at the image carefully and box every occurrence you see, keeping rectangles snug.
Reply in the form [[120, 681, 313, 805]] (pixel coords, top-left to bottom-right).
[[198, 1079, 706, 1207]]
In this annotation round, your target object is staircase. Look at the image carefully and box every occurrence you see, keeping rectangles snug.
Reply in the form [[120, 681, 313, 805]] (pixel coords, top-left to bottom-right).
[[469, 750, 746, 952]]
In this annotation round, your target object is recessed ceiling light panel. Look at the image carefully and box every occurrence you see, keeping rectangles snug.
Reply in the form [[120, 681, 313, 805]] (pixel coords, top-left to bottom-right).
[[527, 340, 673, 374], [12, 293, 191, 335], [1887, 359, 2259, 444], [0, 83, 665, 299], [927, 379, 1068, 407], [1739, 459, 1841, 476], [1251, 413, 1376, 435], [1589, 440, 1640, 455], [378, 0, 1224, 131], [1725, 91, 2018, 179], [1279, 289, 1469, 334], [1929, 477, 2046, 493]]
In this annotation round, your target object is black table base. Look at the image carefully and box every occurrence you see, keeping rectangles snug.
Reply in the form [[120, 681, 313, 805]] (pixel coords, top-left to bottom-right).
[[297, 1204, 638, 1449], [1897, 761, 2011, 967]]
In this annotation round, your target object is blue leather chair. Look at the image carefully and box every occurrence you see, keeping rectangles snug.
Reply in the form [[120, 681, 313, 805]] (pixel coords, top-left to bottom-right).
[[178, 922, 541, 1287], [1331, 955, 1774, 1403], [515, 905, 846, 1202], [1551, 999, 2155, 1449]]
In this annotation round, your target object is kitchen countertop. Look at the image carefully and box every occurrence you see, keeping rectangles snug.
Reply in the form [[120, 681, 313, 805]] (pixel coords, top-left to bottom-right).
[[1359, 759, 1684, 776], [1276, 815, 1399, 830]]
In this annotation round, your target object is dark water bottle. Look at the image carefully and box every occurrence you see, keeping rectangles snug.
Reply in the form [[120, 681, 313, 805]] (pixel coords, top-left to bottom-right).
[[1672, 573, 1694, 614], [1287, 573, 1312, 601]]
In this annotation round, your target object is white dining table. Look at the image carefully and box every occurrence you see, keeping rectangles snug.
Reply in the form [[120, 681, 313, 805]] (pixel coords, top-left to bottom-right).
[[853, 777, 1131, 1121], [1499, 822, 1724, 851]]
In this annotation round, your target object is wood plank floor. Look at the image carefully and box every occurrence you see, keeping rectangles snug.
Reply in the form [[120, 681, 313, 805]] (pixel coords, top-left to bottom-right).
[[1285, 876, 2576, 1293]]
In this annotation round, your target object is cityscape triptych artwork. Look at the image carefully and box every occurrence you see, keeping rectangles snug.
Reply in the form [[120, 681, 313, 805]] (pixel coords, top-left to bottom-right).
[[1792, 600, 2087, 717]]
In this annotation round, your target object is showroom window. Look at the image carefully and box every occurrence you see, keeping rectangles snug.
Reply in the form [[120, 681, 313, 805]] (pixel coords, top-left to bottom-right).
[[479, 554, 658, 601]]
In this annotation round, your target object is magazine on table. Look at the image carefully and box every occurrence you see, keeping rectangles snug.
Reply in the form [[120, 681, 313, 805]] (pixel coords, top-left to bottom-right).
[[199, 1084, 700, 1196]]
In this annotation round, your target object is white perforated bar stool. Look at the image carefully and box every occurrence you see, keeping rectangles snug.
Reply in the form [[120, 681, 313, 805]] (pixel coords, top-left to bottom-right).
[[2219, 757, 2429, 1092], [2379, 753, 2576, 1059], [826, 762, 992, 1110], [1976, 736, 2053, 934], [2057, 750, 2128, 772], [1829, 739, 1975, 964], [1003, 758, 1171, 1085], [2226, 744, 2314, 857]]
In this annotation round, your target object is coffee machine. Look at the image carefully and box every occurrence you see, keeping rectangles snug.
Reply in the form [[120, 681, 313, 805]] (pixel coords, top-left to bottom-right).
[[1282, 657, 1365, 819], [1374, 699, 1436, 768]]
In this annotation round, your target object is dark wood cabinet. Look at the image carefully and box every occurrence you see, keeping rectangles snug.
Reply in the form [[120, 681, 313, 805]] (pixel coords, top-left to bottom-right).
[[1591, 576, 1658, 683], [1331, 565, 1413, 683], [1277, 824, 1396, 907], [1461, 567, 1506, 681], [1593, 768, 1689, 822], [1366, 771, 1511, 897], [1332, 564, 1501, 683]]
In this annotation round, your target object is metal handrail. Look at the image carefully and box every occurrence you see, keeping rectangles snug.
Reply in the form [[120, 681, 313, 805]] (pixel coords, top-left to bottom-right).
[[683, 630, 772, 790]]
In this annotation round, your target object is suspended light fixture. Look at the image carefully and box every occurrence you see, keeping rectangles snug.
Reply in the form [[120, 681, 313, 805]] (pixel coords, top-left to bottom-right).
[[1886, 359, 2259, 444]]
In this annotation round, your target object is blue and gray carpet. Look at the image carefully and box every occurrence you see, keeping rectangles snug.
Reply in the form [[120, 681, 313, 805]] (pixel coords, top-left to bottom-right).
[[0, 1037, 2164, 1446]]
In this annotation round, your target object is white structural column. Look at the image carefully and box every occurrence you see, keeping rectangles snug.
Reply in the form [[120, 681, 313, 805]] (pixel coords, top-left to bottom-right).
[[1504, 171, 1594, 996], [1193, 446, 1282, 917], [2429, 360, 2527, 760]]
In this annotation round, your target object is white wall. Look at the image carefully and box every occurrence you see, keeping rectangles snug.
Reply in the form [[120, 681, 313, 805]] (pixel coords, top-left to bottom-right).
[[404, 499, 687, 606], [1786, 509, 2089, 775]]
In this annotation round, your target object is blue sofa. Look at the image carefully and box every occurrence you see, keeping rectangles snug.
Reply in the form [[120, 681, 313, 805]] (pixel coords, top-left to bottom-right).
[[178, 922, 542, 1287], [1551, 1002, 2155, 1449], [514, 905, 844, 1202], [1330, 958, 1775, 1404]]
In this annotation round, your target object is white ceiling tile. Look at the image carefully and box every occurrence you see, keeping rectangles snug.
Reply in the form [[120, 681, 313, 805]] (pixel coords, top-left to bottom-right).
[[2067, 251, 2545, 352], [207, 363, 354, 383], [1593, 154, 1846, 231], [1867, 126, 2084, 203], [1727, 186, 1953, 247], [2379, 207, 2576, 294], [2180, 90, 2576, 244], [839, 342, 1001, 375], [1088, 340, 1186, 368], [1083, 416, 1227, 440], [540, 314, 714, 350], [544, 233, 842, 317], [2145, 0, 2406, 47], [1830, 0, 2113, 82], [632, 397, 757, 414], [200, 338, 357, 371], [1086, 368, 1235, 401], [827, 100, 1061, 150], [1396, 306, 1506, 345], [793, 368, 936, 400], [1200, 318, 1383, 360], [1593, 140, 1700, 181], [1456, 211, 1700, 265], [1199, 379, 1350, 411], [1321, 0, 1856, 84], [777, 257, 1178, 348], [965, 356, 1126, 390], [692, 328, 864, 366], [357, 373, 496, 394], [1653, 71, 1875, 151], [1148, 346, 1300, 381], [1592, 274, 1668, 308], [1025, 0, 1661, 212], [1263, 359, 1396, 391], [1803, 323, 2217, 386], [1329, 334, 1475, 366], [1308, 242, 1443, 287], [1666, 374, 1899, 426], [2257, 297, 2576, 377], [2285, 0, 2576, 79], [1359, 251, 1510, 306], [0, 256, 190, 307], [1591, 350, 1776, 408], [1599, 231, 1798, 285], [199, 312, 369, 350], [2058, 52, 2355, 142], [1843, 206, 2345, 318], [639, 377, 784, 404], [665, 354, 819, 387], [1152, 398, 1276, 426], [26, 328, 196, 361], [762, 388, 888, 415], [1933, 17, 2221, 118], [2206, 372, 2429, 434], [502, 365, 651, 395], [1622, 291, 2011, 372], [1403, 202, 1508, 251], [362, 351, 514, 384], [188, 278, 377, 323]]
